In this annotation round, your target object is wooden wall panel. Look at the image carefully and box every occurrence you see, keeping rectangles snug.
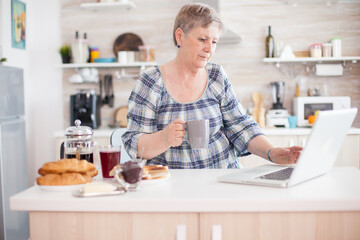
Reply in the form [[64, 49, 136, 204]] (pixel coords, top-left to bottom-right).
[[61, 0, 360, 128]]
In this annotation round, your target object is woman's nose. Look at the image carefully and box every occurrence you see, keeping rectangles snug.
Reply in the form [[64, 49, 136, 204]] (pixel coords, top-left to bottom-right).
[[204, 41, 214, 53]]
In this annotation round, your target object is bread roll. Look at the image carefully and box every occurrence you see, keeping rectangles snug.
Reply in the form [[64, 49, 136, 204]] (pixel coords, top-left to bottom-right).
[[36, 172, 93, 186], [38, 158, 96, 176], [142, 165, 169, 180]]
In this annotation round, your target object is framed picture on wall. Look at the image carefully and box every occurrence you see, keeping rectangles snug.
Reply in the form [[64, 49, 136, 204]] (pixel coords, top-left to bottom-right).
[[11, 0, 26, 49]]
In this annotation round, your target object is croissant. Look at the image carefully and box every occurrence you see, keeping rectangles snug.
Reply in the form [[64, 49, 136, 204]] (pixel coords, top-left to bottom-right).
[[38, 158, 96, 176], [36, 172, 93, 186]]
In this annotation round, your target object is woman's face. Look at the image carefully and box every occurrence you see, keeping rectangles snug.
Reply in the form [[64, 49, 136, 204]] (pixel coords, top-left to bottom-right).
[[179, 22, 220, 69]]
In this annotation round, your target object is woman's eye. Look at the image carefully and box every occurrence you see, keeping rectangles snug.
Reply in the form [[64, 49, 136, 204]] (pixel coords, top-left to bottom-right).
[[212, 41, 217, 45], [200, 38, 206, 42]]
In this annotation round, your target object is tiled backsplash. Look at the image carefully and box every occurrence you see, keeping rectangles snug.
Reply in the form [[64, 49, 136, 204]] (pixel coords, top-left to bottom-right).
[[61, 0, 360, 128]]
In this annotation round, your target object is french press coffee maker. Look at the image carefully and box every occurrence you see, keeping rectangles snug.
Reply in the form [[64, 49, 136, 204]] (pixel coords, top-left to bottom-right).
[[60, 119, 94, 163]]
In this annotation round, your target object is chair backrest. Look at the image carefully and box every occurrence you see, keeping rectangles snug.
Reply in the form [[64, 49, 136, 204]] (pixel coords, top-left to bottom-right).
[[110, 128, 131, 163]]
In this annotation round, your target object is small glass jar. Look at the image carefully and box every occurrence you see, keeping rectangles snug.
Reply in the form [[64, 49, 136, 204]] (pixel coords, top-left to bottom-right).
[[138, 45, 155, 62], [309, 44, 322, 58], [322, 43, 332, 57]]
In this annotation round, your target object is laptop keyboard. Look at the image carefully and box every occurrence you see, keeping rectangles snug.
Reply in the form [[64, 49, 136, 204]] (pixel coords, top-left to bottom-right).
[[258, 167, 294, 180]]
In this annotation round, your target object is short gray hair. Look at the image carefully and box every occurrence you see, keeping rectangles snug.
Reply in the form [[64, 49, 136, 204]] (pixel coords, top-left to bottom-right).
[[172, 3, 223, 46]]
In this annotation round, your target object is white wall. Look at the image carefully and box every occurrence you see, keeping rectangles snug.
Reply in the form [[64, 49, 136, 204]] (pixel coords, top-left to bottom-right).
[[1, 0, 63, 185]]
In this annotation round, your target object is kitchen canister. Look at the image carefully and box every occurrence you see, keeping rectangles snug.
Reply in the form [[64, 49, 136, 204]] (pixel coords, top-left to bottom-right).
[[309, 44, 322, 58], [331, 37, 342, 57], [322, 43, 332, 57]]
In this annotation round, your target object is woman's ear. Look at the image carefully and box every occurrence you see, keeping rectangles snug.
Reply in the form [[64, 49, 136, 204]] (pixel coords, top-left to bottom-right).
[[175, 28, 184, 46]]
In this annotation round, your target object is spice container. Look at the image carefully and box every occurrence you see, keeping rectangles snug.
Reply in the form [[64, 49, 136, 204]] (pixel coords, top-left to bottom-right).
[[322, 43, 332, 57], [90, 47, 99, 63], [309, 44, 322, 58], [331, 37, 342, 57], [138, 46, 155, 62]]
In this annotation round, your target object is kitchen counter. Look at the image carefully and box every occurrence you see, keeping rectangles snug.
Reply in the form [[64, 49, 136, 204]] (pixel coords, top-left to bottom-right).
[[10, 168, 360, 240], [11, 168, 360, 212], [54, 127, 360, 138]]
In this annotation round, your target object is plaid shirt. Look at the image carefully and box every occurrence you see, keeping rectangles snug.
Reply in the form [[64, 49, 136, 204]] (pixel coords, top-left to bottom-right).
[[122, 63, 264, 169]]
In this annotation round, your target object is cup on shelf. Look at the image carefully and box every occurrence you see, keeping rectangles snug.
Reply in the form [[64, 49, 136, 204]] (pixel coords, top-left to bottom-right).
[[118, 51, 127, 64], [288, 116, 297, 129]]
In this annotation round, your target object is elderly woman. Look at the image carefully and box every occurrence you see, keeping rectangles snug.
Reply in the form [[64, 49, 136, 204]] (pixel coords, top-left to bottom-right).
[[122, 3, 302, 168]]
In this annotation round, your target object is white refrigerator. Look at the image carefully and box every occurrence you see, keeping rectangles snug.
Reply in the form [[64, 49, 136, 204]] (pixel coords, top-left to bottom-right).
[[0, 65, 29, 239]]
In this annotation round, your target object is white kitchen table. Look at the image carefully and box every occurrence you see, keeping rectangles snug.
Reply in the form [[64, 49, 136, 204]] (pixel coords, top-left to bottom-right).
[[11, 168, 360, 240]]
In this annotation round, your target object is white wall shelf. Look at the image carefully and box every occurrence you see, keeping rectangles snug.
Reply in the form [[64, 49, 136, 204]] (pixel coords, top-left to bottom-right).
[[63, 1, 136, 11], [263, 56, 360, 78], [263, 56, 360, 64], [61, 62, 157, 81], [80, 2, 136, 10], [60, 62, 157, 69]]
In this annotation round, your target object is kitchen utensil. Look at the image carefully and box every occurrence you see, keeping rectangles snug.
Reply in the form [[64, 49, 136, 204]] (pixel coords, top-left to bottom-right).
[[115, 106, 128, 127], [113, 33, 143, 57], [251, 92, 265, 128], [60, 119, 94, 163], [266, 82, 290, 128], [270, 81, 285, 109], [102, 74, 114, 107]]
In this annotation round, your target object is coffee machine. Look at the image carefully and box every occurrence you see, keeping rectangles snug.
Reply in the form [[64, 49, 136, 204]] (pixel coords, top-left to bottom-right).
[[70, 89, 101, 129], [266, 81, 290, 128]]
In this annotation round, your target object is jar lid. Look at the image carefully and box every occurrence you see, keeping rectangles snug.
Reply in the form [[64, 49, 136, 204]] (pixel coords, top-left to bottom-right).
[[138, 45, 154, 50], [330, 37, 342, 41], [309, 43, 322, 48], [65, 119, 93, 136], [322, 43, 332, 46], [90, 47, 99, 50]]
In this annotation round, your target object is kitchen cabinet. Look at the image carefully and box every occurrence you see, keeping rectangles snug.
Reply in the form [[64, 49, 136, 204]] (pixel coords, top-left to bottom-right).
[[29, 212, 199, 240], [239, 132, 360, 169], [199, 212, 359, 240], [28, 211, 359, 240]]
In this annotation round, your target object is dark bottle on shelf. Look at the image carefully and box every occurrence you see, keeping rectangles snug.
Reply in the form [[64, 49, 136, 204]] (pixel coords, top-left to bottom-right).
[[265, 26, 275, 58], [84, 33, 91, 63]]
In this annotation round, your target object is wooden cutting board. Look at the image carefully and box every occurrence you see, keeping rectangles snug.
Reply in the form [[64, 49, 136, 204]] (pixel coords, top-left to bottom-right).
[[115, 106, 128, 128], [113, 33, 144, 57]]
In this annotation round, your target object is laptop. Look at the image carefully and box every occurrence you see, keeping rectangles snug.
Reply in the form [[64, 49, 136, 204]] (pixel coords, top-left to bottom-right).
[[218, 108, 358, 188]]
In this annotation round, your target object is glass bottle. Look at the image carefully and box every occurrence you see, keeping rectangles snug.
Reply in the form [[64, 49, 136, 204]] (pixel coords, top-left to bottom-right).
[[266, 26, 275, 58]]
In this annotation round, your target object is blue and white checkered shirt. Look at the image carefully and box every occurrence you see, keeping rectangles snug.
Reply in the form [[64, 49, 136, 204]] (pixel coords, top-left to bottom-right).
[[122, 63, 264, 169]]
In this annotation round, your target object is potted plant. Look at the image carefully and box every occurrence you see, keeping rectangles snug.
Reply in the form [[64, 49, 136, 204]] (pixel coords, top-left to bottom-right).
[[59, 45, 71, 64]]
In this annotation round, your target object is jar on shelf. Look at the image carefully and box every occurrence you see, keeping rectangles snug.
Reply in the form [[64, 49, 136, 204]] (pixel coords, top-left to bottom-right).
[[322, 43, 332, 57], [331, 37, 342, 57], [90, 47, 99, 63], [309, 44, 322, 58], [138, 45, 155, 62]]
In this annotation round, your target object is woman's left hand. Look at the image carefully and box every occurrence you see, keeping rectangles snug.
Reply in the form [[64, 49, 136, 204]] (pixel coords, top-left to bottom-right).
[[269, 146, 303, 165]]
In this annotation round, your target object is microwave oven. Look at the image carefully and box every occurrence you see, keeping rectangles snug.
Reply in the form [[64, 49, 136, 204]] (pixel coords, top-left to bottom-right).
[[293, 96, 351, 127]]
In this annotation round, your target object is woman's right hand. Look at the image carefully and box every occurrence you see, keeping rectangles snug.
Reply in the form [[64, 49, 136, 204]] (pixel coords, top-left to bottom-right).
[[162, 119, 186, 148]]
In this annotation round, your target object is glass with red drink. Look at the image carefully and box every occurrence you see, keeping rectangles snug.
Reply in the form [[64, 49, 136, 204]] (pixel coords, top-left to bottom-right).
[[99, 145, 121, 179]]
